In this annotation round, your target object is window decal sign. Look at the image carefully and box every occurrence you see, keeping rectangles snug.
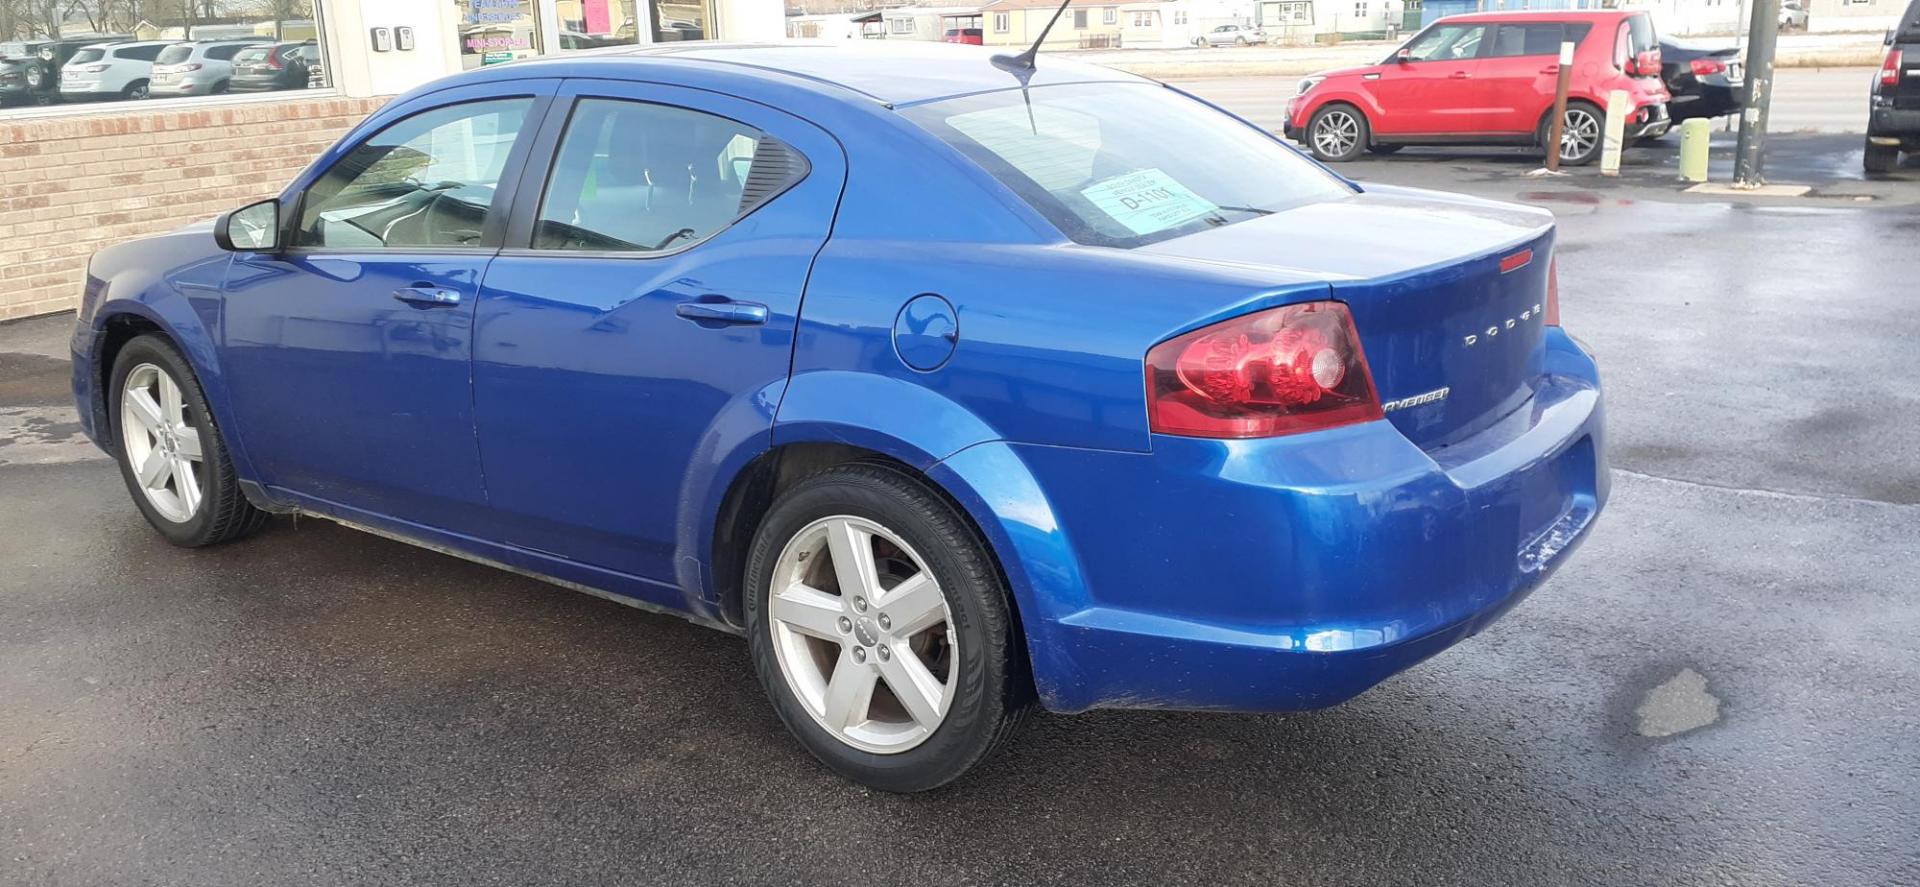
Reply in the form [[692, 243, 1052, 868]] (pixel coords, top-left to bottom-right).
[[1078, 168, 1219, 236]]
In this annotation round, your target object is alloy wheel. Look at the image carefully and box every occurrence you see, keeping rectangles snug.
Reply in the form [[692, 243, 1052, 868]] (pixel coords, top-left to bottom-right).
[[1560, 107, 1601, 163], [1313, 110, 1361, 158], [119, 362, 205, 523], [767, 515, 956, 754]]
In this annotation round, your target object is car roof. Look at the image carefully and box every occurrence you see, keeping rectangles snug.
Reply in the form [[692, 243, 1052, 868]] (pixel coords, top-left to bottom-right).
[[487, 41, 1146, 106], [81, 39, 173, 49], [1438, 9, 1636, 23]]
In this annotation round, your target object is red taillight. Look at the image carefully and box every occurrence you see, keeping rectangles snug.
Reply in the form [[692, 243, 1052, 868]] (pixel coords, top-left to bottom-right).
[[1145, 302, 1382, 439], [1689, 57, 1726, 77], [1545, 258, 1562, 327], [1882, 49, 1904, 90], [267, 49, 288, 69]]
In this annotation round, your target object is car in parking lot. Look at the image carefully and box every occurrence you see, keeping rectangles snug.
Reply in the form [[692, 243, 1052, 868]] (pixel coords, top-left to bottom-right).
[[148, 38, 270, 97], [70, 43, 1607, 792], [1659, 38, 1744, 123], [1196, 23, 1267, 46], [59, 39, 170, 100], [1285, 10, 1671, 165], [228, 41, 319, 92], [1866, 0, 1920, 172], [0, 37, 128, 106]]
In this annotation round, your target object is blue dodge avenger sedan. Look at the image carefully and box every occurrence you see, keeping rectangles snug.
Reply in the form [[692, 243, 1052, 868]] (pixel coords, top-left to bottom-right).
[[70, 41, 1606, 791]]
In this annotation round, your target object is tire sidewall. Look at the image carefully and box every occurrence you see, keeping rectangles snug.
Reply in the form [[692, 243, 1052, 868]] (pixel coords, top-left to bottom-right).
[[108, 336, 232, 546], [743, 465, 1012, 792]]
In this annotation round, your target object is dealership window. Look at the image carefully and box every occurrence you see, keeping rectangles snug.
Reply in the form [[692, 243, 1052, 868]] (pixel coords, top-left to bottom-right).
[[2, 0, 329, 110], [994, 12, 1010, 32], [649, 0, 713, 41], [459, 0, 542, 67], [554, 0, 643, 50]]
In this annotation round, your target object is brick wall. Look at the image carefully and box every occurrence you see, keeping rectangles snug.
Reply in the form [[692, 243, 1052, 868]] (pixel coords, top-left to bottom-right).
[[0, 96, 390, 322]]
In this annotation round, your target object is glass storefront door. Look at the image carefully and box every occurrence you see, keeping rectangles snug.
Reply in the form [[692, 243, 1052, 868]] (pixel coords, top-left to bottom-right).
[[457, 0, 543, 68], [555, 0, 642, 48]]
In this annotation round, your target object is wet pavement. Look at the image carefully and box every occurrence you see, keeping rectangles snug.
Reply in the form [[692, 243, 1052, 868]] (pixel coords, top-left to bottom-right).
[[4, 145, 1919, 886]]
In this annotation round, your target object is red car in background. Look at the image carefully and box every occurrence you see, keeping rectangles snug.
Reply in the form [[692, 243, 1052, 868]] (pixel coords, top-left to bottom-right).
[[1284, 10, 1671, 165]]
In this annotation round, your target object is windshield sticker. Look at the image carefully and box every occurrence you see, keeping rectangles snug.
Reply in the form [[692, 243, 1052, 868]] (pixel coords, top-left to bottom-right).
[[1079, 169, 1219, 236]]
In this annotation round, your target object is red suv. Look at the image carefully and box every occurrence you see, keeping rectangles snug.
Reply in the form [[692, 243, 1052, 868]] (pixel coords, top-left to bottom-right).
[[1284, 11, 1671, 165]]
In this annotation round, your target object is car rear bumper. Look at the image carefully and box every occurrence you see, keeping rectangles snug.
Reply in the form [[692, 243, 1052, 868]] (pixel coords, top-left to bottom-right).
[[1012, 327, 1608, 713], [1869, 105, 1920, 141], [1628, 102, 1671, 139], [1670, 84, 1741, 121]]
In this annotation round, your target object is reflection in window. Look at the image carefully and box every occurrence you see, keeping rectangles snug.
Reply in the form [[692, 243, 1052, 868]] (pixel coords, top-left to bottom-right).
[[456, 0, 542, 69], [296, 99, 531, 249], [650, 0, 711, 42], [556, 0, 642, 49], [533, 98, 807, 253]]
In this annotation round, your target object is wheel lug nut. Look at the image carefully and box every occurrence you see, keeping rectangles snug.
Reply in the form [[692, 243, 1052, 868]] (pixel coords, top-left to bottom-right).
[[853, 597, 868, 613], [852, 647, 867, 663], [876, 645, 891, 662], [877, 614, 892, 631], [837, 616, 852, 633]]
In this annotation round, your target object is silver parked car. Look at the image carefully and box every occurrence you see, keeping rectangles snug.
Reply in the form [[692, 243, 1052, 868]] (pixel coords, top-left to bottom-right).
[[148, 38, 269, 97], [1195, 23, 1268, 46]]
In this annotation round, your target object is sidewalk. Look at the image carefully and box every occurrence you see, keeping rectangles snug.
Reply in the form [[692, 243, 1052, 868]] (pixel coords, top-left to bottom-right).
[[1071, 31, 1892, 79]]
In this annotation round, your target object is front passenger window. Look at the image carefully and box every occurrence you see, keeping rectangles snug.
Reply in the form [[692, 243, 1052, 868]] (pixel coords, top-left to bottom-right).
[[532, 98, 809, 253], [295, 98, 531, 250]]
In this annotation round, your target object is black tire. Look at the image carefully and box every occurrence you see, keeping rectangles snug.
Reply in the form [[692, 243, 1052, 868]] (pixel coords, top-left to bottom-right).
[[108, 335, 268, 547], [1234, 36, 1248, 45], [211, 79, 230, 95], [1367, 143, 1404, 155], [1306, 104, 1370, 162], [122, 79, 149, 100], [1542, 100, 1604, 166], [743, 462, 1030, 792], [1864, 142, 1899, 175]]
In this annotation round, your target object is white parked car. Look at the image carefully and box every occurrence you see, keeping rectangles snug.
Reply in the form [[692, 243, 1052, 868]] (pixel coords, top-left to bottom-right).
[[149, 38, 270, 97], [1780, 0, 1809, 29], [59, 40, 170, 100], [1195, 24, 1268, 46]]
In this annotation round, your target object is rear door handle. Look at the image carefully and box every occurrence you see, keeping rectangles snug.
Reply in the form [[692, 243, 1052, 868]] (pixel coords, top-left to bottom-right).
[[393, 286, 462, 308], [1540, 65, 1561, 74], [1451, 71, 1473, 79], [675, 298, 768, 326]]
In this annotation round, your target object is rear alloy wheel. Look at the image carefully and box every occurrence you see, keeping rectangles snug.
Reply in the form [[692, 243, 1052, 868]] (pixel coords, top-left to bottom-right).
[[1864, 141, 1899, 175], [122, 79, 149, 100], [745, 464, 1028, 792], [109, 335, 267, 547], [1549, 102, 1604, 166], [1307, 105, 1369, 162]]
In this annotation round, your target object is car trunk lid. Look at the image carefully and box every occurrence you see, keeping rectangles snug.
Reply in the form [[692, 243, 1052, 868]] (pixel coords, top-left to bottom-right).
[[1136, 185, 1555, 449]]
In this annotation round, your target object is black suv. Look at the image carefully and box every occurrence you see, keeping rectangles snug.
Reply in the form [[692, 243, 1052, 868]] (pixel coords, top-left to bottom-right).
[[1866, 0, 1920, 173], [0, 37, 127, 106]]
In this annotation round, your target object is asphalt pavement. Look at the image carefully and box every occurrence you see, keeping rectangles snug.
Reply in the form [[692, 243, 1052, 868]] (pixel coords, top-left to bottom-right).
[[4, 113, 1920, 885]]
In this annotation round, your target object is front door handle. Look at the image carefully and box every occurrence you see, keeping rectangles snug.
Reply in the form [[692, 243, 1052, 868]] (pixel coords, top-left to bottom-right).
[[1450, 71, 1473, 79], [393, 286, 462, 308], [676, 298, 769, 326], [1540, 65, 1561, 74]]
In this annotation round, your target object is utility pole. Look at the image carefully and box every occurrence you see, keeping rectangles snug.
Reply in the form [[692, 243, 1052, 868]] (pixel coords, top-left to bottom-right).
[[1733, 0, 1783, 187]]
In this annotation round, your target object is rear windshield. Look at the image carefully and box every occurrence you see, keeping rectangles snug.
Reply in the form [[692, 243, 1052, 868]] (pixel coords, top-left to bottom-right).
[[69, 48, 104, 64], [902, 82, 1351, 248], [1900, 0, 1920, 41], [235, 46, 270, 62], [155, 44, 193, 65]]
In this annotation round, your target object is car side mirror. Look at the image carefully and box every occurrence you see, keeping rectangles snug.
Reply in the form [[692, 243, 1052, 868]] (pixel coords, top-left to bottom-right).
[[1395, 48, 1412, 63], [215, 198, 281, 252]]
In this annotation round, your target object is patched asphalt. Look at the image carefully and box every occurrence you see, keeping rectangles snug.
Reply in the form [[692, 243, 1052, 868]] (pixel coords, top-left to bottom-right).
[[3, 148, 1917, 886]]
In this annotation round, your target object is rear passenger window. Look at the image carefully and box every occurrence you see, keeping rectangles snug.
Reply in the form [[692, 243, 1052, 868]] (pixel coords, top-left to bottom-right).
[[532, 98, 809, 253], [117, 44, 165, 61], [1488, 23, 1591, 58], [207, 44, 247, 61]]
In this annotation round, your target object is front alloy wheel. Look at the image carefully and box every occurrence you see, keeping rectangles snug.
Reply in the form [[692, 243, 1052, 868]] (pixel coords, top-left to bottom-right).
[[108, 334, 266, 547], [1308, 106, 1368, 162], [120, 362, 205, 523], [744, 463, 1030, 792]]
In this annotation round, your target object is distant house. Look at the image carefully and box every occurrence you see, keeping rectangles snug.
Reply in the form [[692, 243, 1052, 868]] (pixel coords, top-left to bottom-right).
[[786, 11, 885, 39], [979, 0, 1126, 48], [880, 5, 985, 40], [1256, 0, 1418, 41]]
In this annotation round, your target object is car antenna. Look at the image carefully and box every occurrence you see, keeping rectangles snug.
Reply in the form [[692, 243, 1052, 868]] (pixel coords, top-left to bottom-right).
[[991, 0, 1072, 76], [990, 0, 1073, 134]]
